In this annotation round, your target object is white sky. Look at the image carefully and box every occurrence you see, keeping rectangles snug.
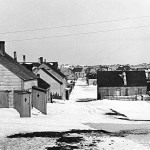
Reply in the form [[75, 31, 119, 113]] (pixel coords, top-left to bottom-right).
[[0, 0, 150, 65]]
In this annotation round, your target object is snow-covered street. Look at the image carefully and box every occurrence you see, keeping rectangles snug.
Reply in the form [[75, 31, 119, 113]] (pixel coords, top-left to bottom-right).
[[1, 78, 150, 149]]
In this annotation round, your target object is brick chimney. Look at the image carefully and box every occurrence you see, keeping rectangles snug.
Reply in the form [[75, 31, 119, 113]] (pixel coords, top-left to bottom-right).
[[23, 55, 26, 63], [0, 41, 5, 56], [38, 57, 43, 64], [14, 51, 17, 61]]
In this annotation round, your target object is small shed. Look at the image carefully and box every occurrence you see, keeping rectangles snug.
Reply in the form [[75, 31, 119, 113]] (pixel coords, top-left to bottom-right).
[[32, 86, 47, 115], [14, 90, 31, 117], [0, 90, 11, 108]]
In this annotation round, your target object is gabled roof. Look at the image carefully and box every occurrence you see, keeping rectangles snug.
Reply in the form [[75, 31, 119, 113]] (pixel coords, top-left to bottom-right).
[[40, 68, 63, 85], [43, 63, 66, 78], [116, 65, 131, 71], [0, 53, 38, 81], [97, 71, 147, 87], [60, 68, 73, 75], [60, 68, 69, 73], [37, 78, 50, 90]]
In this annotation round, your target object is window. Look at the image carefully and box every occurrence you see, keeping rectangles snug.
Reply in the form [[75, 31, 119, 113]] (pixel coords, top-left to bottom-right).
[[106, 89, 109, 96], [125, 89, 128, 96], [115, 89, 121, 96], [138, 89, 142, 94]]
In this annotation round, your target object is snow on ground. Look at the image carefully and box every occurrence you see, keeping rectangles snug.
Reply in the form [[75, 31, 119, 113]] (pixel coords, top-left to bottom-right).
[[1, 78, 150, 149]]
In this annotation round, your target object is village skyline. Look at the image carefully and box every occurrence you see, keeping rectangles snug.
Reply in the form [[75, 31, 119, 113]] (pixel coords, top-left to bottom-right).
[[1, 0, 150, 65]]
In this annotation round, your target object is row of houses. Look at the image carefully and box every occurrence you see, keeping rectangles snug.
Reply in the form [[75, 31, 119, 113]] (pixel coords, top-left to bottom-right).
[[0, 41, 79, 117], [0, 41, 50, 117]]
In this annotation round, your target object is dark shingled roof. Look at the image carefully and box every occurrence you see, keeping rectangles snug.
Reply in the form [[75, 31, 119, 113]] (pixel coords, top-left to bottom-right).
[[86, 73, 97, 79], [0, 53, 38, 81], [37, 78, 50, 90], [44, 63, 66, 78], [97, 71, 147, 87], [73, 68, 83, 73]]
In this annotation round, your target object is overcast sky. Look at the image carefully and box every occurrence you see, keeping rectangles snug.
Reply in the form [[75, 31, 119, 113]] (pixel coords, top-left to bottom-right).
[[1, 0, 150, 65]]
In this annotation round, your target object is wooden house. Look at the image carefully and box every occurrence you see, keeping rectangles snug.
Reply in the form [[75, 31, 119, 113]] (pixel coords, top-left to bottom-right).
[[97, 71, 147, 100], [34, 63, 67, 100], [86, 73, 97, 85], [73, 67, 85, 79], [0, 41, 38, 108], [60, 68, 75, 83]]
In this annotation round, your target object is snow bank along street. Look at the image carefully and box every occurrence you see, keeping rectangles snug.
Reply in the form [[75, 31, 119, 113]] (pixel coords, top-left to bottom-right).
[[1, 78, 150, 149]]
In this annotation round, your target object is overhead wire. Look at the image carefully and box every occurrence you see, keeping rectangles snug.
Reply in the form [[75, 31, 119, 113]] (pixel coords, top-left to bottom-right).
[[1, 15, 150, 35], [6, 24, 150, 42]]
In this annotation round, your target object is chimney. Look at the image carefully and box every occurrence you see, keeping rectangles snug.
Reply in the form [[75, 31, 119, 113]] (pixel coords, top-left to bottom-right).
[[53, 62, 58, 69], [38, 57, 43, 64], [23, 55, 26, 63], [14, 51, 17, 61], [0, 41, 5, 56]]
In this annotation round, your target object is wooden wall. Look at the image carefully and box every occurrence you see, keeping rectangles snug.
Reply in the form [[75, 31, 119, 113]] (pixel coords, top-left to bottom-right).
[[24, 80, 37, 90], [98, 86, 147, 100], [88, 79, 97, 85], [39, 64, 67, 99], [35, 69, 62, 98], [32, 88, 47, 114], [0, 64, 22, 107], [0, 64, 38, 107]]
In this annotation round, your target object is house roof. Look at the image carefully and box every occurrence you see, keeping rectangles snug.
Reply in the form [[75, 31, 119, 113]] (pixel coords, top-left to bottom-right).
[[60, 68, 69, 73], [40, 68, 63, 85], [73, 68, 83, 73], [0, 53, 38, 81], [97, 71, 147, 87], [86, 73, 97, 79], [37, 78, 50, 89], [116, 65, 131, 71], [43, 63, 66, 78]]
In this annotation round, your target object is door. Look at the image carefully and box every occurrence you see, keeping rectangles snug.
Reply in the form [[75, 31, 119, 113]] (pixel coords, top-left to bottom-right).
[[32, 89, 47, 114], [0, 91, 9, 108], [66, 90, 69, 100], [22, 93, 31, 117]]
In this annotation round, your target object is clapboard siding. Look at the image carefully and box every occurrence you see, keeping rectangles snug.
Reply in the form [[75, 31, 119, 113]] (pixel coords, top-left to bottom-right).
[[36, 69, 61, 96], [0, 64, 38, 107], [98, 86, 147, 99], [24, 80, 38, 90], [0, 64, 22, 89], [0, 64, 22, 107]]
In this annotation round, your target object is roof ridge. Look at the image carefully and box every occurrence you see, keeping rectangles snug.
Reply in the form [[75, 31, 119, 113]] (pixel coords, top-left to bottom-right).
[[0, 53, 38, 81]]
